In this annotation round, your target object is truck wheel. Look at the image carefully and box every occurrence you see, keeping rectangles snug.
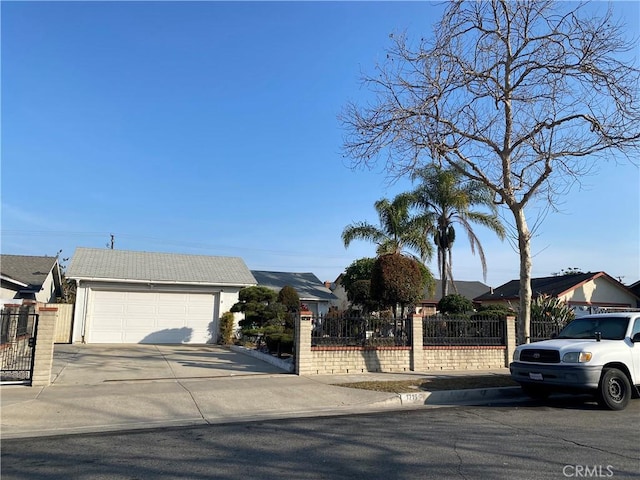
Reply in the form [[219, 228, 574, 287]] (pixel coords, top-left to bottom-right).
[[597, 368, 631, 411], [521, 384, 550, 400]]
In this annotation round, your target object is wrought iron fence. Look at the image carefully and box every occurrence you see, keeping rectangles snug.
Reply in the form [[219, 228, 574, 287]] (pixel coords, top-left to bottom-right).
[[311, 315, 410, 347], [422, 315, 505, 346], [1, 308, 39, 385], [527, 318, 568, 343]]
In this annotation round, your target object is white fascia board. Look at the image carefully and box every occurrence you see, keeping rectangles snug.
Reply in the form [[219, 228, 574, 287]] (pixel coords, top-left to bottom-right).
[[0, 274, 29, 288], [70, 276, 256, 288]]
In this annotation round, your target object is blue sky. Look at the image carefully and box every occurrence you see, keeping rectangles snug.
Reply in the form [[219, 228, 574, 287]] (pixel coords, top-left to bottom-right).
[[2, 1, 639, 288]]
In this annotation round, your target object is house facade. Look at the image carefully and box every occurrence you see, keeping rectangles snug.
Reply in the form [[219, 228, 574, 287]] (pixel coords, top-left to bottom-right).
[[474, 272, 640, 316], [1, 254, 63, 304], [327, 274, 350, 311], [251, 270, 338, 317], [416, 279, 491, 315], [66, 248, 256, 344]]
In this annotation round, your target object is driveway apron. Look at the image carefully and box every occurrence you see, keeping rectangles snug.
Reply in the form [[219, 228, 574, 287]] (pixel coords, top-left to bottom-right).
[[51, 344, 287, 386]]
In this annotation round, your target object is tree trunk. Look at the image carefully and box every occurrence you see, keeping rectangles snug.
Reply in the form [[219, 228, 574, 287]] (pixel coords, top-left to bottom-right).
[[513, 206, 532, 344], [441, 248, 448, 299]]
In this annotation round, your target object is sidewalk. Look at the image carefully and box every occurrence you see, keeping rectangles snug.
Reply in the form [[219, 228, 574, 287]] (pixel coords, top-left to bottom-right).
[[0, 345, 523, 439]]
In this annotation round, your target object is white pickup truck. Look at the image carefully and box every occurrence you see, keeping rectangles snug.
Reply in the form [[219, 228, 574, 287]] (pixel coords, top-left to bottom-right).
[[510, 312, 640, 410]]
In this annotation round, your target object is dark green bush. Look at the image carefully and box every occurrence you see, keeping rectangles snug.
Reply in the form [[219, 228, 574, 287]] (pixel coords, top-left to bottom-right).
[[438, 294, 474, 314], [472, 303, 515, 320], [265, 333, 294, 357]]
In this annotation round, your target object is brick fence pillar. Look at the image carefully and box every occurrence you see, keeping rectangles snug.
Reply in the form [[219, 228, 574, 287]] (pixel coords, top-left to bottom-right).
[[295, 311, 313, 375], [410, 314, 423, 372], [31, 307, 58, 387], [505, 315, 517, 368]]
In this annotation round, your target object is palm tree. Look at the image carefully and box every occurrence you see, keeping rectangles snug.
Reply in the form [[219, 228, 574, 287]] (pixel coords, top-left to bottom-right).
[[408, 166, 505, 298], [342, 194, 434, 262]]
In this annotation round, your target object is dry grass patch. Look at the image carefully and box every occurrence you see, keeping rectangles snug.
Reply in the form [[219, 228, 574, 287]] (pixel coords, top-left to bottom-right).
[[333, 375, 518, 394]]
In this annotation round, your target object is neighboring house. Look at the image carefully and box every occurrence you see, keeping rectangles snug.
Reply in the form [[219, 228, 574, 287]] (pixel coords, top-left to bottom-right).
[[416, 279, 491, 315], [327, 274, 350, 311], [66, 248, 256, 344], [251, 270, 338, 317], [474, 272, 640, 317], [1, 254, 63, 304], [628, 280, 640, 306]]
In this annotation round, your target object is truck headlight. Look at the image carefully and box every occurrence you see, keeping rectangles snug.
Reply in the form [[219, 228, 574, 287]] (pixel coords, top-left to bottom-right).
[[562, 352, 592, 363], [513, 349, 520, 362]]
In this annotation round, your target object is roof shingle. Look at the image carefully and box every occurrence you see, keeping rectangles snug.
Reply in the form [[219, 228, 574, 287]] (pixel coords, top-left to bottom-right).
[[251, 270, 337, 301], [0, 254, 59, 289], [474, 272, 610, 301], [66, 248, 256, 286]]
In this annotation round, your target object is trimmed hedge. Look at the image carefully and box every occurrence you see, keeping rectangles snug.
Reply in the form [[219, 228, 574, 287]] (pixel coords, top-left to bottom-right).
[[265, 333, 294, 357]]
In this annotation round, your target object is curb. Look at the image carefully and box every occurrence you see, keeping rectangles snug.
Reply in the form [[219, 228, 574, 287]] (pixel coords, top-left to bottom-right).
[[399, 386, 526, 406], [230, 345, 295, 373]]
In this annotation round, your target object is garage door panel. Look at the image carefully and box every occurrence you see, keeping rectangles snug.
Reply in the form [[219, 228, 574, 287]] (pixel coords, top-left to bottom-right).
[[88, 290, 216, 344], [93, 305, 126, 315], [125, 304, 157, 316], [157, 304, 189, 315], [155, 316, 186, 328]]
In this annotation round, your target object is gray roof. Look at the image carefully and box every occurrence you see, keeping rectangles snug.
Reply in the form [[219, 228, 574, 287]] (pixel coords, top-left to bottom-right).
[[251, 270, 337, 302], [474, 272, 639, 302], [66, 248, 256, 286], [0, 254, 60, 291], [422, 279, 491, 303]]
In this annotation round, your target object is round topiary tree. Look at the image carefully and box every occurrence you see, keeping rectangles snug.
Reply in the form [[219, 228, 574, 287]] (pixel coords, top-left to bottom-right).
[[277, 285, 300, 313], [278, 285, 300, 330], [370, 253, 426, 318]]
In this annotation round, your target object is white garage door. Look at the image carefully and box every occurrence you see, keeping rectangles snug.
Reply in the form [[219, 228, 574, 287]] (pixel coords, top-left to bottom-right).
[[88, 290, 217, 344]]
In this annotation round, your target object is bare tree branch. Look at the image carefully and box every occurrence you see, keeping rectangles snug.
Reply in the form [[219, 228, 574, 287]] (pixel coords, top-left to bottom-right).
[[340, 0, 640, 343]]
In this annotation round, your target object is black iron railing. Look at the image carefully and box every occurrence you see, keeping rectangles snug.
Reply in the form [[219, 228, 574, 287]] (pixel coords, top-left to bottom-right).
[[422, 315, 505, 346], [311, 315, 410, 347], [1, 309, 39, 385]]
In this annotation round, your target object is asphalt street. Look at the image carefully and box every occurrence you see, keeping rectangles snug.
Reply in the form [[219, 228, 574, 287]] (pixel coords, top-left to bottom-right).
[[2, 397, 639, 480]]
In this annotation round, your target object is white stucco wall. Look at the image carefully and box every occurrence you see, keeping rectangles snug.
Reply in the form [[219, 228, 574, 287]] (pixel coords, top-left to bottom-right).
[[560, 276, 636, 307], [0, 286, 19, 300], [36, 272, 58, 303]]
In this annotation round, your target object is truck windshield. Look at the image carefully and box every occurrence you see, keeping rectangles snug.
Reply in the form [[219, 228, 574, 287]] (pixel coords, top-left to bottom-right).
[[556, 317, 628, 340]]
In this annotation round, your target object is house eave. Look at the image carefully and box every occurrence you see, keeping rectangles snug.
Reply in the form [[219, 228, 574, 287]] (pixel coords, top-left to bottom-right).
[[0, 274, 29, 288], [70, 276, 256, 288]]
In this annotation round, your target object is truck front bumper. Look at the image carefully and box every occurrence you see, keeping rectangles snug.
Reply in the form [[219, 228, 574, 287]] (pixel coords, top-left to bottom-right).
[[510, 362, 602, 392]]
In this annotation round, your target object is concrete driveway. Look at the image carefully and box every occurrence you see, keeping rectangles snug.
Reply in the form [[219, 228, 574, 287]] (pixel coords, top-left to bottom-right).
[[51, 344, 288, 386]]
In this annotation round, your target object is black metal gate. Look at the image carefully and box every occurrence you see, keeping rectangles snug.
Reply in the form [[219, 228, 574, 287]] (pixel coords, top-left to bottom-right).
[[1, 308, 39, 385]]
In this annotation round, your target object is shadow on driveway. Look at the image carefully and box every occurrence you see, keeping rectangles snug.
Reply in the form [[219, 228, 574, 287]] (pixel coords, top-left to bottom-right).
[[51, 344, 288, 386]]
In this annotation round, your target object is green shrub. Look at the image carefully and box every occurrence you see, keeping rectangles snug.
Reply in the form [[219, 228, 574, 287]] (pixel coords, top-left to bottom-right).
[[265, 333, 294, 357], [438, 294, 474, 314], [219, 311, 235, 345], [472, 303, 515, 321], [278, 285, 300, 312], [530, 294, 574, 340]]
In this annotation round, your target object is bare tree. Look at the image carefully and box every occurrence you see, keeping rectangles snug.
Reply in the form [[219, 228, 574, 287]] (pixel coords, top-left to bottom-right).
[[341, 0, 640, 343]]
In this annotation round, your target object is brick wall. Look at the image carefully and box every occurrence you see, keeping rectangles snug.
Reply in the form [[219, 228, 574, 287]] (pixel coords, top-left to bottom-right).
[[295, 315, 516, 375], [422, 346, 506, 371], [310, 347, 411, 374]]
